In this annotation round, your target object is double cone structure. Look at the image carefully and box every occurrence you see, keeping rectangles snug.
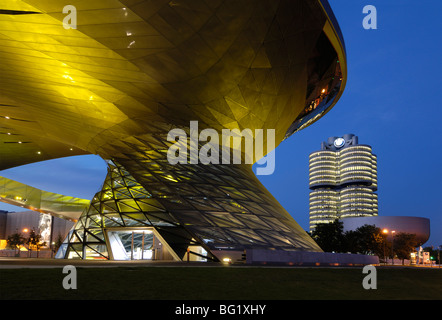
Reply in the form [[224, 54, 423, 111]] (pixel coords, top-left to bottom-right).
[[0, 0, 347, 261]]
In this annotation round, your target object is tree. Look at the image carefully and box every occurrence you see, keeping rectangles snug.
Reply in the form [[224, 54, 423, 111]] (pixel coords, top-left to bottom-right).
[[341, 224, 385, 256], [342, 229, 361, 253], [422, 245, 440, 265], [311, 222, 389, 257], [6, 231, 26, 256], [394, 233, 419, 265], [434, 245, 442, 264], [54, 233, 64, 255], [310, 220, 345, 252], [26, 228, 46, 258]]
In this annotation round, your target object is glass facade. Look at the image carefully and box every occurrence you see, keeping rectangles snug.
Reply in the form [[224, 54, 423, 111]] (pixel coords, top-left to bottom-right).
[[309, 135, 378, 231], [56, 159, 217, 261], [57, 136, 322, 261]]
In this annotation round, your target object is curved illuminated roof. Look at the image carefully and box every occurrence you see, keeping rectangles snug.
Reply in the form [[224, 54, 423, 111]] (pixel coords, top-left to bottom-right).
[[0, 176, 89, 221], [0, 0, 347, 171], [0, 1, 350, 260]]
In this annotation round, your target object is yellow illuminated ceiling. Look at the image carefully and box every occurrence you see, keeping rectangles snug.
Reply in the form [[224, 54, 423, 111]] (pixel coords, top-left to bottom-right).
[[0, 175, 89, 221], [0, 0, 347, 170]]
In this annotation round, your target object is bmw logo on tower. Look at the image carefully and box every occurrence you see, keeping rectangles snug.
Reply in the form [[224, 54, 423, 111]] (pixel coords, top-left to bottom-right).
[[334, 138, 346, 148]]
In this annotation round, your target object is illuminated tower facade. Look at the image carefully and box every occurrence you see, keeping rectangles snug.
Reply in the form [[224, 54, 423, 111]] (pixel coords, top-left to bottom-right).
[[309, 134, 378, 231]]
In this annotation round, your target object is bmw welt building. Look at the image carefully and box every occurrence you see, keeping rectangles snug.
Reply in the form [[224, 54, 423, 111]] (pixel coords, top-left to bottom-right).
[[0, 1, 378, 265]]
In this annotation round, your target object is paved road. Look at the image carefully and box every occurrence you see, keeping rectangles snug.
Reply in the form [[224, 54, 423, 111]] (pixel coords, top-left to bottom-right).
[[0, 257, 224, 268]]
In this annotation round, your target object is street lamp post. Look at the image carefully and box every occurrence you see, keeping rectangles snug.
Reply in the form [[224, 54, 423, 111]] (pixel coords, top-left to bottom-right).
[[22, 228, 29, 258], [438, 245, 441, 269], [51, 241, 55, 258], [391, 230, 396, 265], [383, 229, 388, 265]]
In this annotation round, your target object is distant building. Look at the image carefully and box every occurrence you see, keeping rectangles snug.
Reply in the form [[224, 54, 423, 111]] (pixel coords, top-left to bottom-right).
[[309, 134, 378, 231], [0, 210, 74, 248], [0, 210, 7, 239]]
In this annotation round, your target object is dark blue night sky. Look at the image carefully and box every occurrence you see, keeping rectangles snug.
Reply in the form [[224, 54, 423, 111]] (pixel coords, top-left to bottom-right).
[[1, 0, 441, 247]]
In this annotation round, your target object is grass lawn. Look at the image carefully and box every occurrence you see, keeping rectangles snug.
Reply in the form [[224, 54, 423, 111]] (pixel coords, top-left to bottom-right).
[[0, 265, 440, 300]]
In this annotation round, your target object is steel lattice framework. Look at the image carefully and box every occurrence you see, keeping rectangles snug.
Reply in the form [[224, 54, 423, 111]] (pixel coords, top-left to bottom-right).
[[59, 133, 321, 260]]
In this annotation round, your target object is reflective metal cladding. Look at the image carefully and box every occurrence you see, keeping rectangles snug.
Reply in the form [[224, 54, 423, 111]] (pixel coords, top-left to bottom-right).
[[0, 1, 347, 261]]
